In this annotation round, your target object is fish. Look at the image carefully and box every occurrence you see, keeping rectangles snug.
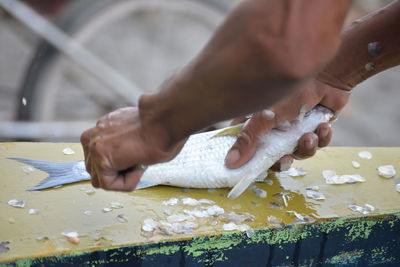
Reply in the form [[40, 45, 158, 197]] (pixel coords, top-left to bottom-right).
[[9, 105, 333, 199]]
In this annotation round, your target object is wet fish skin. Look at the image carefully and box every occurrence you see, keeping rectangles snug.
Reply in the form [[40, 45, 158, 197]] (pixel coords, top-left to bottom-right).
[[9, 105, 333, 198]]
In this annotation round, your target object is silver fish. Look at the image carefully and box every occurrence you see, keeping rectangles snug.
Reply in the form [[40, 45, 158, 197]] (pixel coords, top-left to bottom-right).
[[9, 105, 333, 198]]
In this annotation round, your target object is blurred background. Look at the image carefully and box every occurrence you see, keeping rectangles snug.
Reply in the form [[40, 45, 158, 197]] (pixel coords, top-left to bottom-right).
[[0, 0, 399, 145]]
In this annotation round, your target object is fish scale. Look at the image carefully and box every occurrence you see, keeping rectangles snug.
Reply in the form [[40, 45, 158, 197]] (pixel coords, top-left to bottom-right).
[[9, 105, 333, 198]]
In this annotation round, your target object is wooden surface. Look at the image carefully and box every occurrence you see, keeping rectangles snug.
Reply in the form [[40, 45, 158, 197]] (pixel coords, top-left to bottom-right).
[[0, 143, 400, 266]]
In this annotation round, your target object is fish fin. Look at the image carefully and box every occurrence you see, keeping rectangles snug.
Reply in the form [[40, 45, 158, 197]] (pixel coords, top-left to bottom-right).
[[254, 170, 269, 182], [212, 124, 244, 138], [134, 179, 158, 190], [227, 175, 256, 199], [8, 157, 90, 191]]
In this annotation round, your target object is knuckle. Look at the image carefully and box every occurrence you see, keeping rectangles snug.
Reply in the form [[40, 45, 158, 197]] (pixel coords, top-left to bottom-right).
[[92, 142, 113, 170], [125, 184, 137, 192], [80, 131, 90, 144]]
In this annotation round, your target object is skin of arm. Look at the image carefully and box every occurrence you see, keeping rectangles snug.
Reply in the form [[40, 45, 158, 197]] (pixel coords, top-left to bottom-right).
[[140, 0, 351, 145], [226, 0, 400, 170], [318, 0, 400, 90], [81, 0, 351, 191]]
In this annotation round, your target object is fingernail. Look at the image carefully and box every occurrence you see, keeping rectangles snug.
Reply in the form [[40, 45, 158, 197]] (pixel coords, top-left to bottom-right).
[[225, 149, 240, 166], [305, 137, 316, 150], [319, 126, 330, 138]]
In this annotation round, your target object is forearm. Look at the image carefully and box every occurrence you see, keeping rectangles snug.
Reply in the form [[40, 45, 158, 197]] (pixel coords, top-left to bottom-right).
[[318, 0, 400, 90], [139, 0, 350, 148]]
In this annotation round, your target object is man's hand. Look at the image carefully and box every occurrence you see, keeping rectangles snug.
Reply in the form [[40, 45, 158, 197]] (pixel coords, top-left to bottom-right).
[[225, 79, 351, 171], [80, 107, 185, 191]]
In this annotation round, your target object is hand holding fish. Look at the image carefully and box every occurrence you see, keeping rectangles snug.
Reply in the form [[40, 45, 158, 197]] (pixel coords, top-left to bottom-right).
[[225, 79, 351, 170], [80, 107, 186, 191]]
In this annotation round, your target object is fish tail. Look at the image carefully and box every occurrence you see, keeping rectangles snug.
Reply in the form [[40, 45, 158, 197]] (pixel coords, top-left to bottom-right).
[[8, 157, 90, 191]]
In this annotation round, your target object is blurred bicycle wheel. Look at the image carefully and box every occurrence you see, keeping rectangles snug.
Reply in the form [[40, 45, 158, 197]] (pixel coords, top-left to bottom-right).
[[18, 0, 235, 140]]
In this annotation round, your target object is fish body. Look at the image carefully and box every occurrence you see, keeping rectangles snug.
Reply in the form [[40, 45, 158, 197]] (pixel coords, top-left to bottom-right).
[[10, 106, 333, 198]]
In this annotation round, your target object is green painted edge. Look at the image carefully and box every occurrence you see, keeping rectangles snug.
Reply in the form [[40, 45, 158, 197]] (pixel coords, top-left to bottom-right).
[[2, 211, 399, 266]]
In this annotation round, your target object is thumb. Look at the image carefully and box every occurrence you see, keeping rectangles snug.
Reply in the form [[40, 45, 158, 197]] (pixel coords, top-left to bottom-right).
[[225, 110, 275, 169]]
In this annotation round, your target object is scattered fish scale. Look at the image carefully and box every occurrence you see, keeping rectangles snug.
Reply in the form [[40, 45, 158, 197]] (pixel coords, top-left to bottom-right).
[[167, 213, 194, 223], [61, 231, 78, 237], [232, 204, 241, 210], [62, 148, 75, 155], [306, 185, 320, 191], [183, 209, 209, 218], [83, 210, 92, 216], [377, 165, 396, 178], [209, 220, 218, 226], [352, 161, 360, 169], [252, 185, 267, 198], [28, 208, 40, 215], [8, 199, 25, 208], [198, 199, 215, 205], [206, 205, 224, 216], [322, 170, 366, 184], [116, 214, 128, 223], [358, 151, 372, 159], [273, 192, 289, 207], [171, 221, 198, 234], [269, 201, 283, 209], [259, 179, 273, 185], [348, 204, 375, 215], [287, 211, 304, 221], [163, 209, 172, 216], [223, 222, 239, 231], [142, 197, 258, 237], [282, 194, 288, 207], [181, 197, 215, 206], [276, 167, 307, 178], [162, 197, 179, 206], [220, 212, 255, 223], [142, 218, 159, 232], [306, 190, 325, 200], [396, 184, 400, 193], [267, 215, 282, 226], [61, 231, 80, 244], [102, 207, 112, 213], [22, 166, 35, 173], [245, 228, 255, 238], [85, 189, 96, 195], [223, 223, 252, 233], [111, 202, 124, 209]]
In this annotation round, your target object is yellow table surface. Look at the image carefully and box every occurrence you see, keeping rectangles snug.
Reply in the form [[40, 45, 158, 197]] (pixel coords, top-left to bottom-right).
[[1, 142, 399, 263]]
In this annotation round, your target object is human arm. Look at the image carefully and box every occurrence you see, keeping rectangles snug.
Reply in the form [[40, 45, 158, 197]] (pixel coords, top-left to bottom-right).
[[81, 0, 351, 191], [318, 0, 400, 89], [225, 0, 400, 169]]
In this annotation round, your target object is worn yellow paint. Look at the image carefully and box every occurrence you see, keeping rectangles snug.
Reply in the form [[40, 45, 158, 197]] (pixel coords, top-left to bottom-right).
[[0, 143, 399, 263]]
